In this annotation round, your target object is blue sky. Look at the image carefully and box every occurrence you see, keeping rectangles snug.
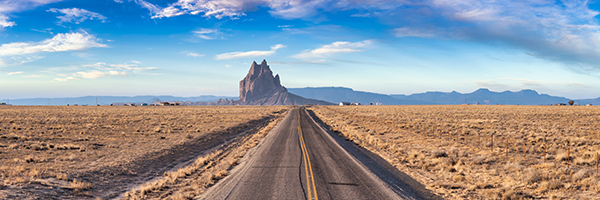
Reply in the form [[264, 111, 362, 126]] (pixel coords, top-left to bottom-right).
[[1, 0, 600, 99]]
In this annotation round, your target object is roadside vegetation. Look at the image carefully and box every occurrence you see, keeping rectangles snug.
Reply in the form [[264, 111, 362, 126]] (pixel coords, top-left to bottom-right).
[[0, 106, 288, 199], [309, 105, 600, 199]]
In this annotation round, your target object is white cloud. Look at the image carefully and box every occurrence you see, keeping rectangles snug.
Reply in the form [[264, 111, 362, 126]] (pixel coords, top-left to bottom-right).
[[55, 61, 157, 81], [186, 52, 204, 57], [7, 71, 23, 75], [293, 40, 372, 58], [47, 8, 107, 24], [0, 14, 15, 28], [193, 28, 219, 40], [0, 32, 107, 56], [151, 0, 256, 19], [215, 44, 286, 60], [75, 70, 127, 79]]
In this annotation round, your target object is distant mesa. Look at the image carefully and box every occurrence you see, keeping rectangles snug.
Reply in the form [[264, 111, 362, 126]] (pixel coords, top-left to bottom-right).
[[235, 60, 332, 105]]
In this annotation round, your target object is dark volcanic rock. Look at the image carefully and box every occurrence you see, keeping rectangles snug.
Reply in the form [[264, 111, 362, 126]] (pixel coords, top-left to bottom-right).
[[237, 60, 332, 105]]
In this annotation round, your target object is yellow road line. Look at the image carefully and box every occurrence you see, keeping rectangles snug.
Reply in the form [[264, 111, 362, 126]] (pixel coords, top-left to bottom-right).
[[298, 109, 318, 200]]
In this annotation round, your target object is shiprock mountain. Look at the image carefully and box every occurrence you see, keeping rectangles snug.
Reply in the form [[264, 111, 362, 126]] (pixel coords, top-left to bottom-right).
[[235, 60, 332, 105]]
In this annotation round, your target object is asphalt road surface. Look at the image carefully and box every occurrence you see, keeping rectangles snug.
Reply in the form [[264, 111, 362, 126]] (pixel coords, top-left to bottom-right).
[[201, 107, 437, 200]]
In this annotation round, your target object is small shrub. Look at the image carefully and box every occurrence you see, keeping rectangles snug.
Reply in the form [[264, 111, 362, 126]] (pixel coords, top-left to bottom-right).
[[432, 150, 448, 158], [70, 179, 92, 191], [524, 168, 543, 184]]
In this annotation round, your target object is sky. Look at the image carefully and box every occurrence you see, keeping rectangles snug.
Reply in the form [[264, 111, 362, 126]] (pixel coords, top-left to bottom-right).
[[1, 0, 600, 99]]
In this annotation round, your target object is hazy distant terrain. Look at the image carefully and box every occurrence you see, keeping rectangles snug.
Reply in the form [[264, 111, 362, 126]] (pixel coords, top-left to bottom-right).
[[4, 87, 597, 106], [290, 87, 583, 105], [0, 95, 238, 106]]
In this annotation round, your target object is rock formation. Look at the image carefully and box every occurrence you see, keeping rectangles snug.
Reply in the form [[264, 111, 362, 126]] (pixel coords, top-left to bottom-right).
[[237, 60, 332, 105]]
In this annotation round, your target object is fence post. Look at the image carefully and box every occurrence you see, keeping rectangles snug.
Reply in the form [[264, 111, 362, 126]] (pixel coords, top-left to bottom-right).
[[505, 136, 508, 157], [491, 132, 495, 152], [567, 146, 570, 169]]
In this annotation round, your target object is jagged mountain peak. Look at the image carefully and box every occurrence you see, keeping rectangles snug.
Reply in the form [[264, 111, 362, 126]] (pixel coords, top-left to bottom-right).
[[237, 60, 332, 105]]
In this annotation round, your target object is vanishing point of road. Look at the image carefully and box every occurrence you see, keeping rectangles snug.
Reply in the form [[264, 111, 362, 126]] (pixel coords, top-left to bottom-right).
[[201, 107, 439, 200]]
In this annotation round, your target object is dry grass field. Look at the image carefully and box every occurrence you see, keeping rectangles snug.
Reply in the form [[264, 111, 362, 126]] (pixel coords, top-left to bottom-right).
[[309, 105, 600, 199], [0, 105, 288, 199]]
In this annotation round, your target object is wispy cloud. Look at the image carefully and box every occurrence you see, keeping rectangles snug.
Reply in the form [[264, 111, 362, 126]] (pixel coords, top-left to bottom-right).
[[0, 0, 63, 13], [151, 0, 255, 19], [193, 28, 220, 40], [0, 32, 107, 56], [47, 8, 107, 24], [185, 52, 204, 57], [7, 71, 24, 75], [394, 27, 437, 38], [0, 14, 15, 28], [293, 40, 372, 59], [215, 44, 286, 60], [54, 61, 157, 81], [132, 0, 398, 19]]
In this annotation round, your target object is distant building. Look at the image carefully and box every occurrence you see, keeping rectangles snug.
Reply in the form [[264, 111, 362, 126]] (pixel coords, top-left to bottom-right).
[[339, 102, 352, 106], [586, 104, 593, 106], [162, 101, 181, 106], [555, 103, 567, 106], [141, 103, 148, 106]]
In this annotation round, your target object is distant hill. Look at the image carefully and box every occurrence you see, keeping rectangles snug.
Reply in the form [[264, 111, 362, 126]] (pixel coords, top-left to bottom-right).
[[392, 88, 571, 105], [578, 98, 600, 105], [289, 87, 576, 105], [3, 87, 592, 106], [2, 95, 238, 106], [288, 87, 427, 105]]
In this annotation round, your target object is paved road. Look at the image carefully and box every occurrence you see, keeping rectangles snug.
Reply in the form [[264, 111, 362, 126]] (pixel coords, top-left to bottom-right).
[[201, 107, 435, 200]]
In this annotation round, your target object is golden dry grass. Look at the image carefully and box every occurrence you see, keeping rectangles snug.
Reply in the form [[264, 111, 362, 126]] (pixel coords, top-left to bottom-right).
[[309, 105, 600, 199], [124, 114, 282, 199], [0, 105, 288, 199]]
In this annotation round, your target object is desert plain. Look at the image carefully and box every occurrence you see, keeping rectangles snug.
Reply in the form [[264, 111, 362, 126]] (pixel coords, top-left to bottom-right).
[[309, 105, 600, 199], [0, 105, 288, 199], [2, 105, 599, 199]]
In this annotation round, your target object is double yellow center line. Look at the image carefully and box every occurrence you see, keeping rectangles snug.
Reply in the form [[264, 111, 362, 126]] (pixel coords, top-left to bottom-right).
[[298, 109, 318, 200]]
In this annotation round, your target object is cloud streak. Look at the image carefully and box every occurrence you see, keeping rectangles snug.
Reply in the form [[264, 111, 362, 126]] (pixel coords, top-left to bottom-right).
[[47, 8, 107, 24], [294, 40, 372, 59], [0, 32, 107, 56], [193, 28, 220, 40], [54, 61, 157, 81], [215, 44, 286, 60], [7, 71, 24, 75]]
